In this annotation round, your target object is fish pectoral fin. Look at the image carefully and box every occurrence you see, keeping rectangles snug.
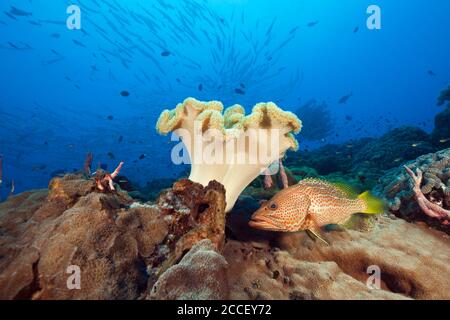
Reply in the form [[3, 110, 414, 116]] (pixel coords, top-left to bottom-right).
[[304, 214, 330, 246], [306, 228, 330, 246]]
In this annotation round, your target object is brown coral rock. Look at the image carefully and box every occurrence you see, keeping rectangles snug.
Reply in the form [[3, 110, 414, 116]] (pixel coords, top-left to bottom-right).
[[149, 239, 229, 300], [0, 175, 165, 299], [150, 179, 227, 278], [47, 174, 95, 206], [0, 175, 228, 300]]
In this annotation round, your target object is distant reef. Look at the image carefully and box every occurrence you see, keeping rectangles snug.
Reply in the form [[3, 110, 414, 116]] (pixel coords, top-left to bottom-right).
[[282, 104, 450, 191], [431, 104, 450, 149]]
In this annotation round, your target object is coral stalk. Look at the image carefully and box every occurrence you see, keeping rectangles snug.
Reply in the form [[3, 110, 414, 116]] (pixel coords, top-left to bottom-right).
[[279, 159, 289, 189], [404, 165, 450, 221], [263, 170, 273, 189]]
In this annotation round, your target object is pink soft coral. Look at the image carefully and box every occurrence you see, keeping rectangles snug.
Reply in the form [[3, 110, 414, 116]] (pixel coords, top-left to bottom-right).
[[94, 162, 124, 192], [404, 165, 450, 224]]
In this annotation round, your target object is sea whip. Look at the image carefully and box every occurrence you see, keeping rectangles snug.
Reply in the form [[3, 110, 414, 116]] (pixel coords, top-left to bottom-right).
[[84, 152, 93, 176]]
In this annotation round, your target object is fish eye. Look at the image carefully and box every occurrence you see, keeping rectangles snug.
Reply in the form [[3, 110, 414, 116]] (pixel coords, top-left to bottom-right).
[[269, 203, 277, 210]]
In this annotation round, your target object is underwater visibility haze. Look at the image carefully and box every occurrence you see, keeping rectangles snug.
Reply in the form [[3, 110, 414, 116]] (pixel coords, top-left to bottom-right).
[[0, 0, 449, 301]]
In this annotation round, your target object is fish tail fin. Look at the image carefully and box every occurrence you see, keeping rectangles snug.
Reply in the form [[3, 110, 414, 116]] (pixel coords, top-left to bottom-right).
[[358, 191, 385, 214]]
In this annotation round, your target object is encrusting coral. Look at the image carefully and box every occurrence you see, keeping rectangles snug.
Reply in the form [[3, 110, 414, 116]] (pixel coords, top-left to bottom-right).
[[156, 97, 302, 212]]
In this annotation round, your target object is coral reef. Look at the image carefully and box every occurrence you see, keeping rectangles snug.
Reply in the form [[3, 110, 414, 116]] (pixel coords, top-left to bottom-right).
[[352, 127, 434, 170], [373, 148, 450, 233], [261, 160, 291, 191], [0, 180, 148, 299], [0, 172, 449, 300], [156, 97, 302, 212], [294, 99, 334, 141], [143, 98, 450, 210], [2, 107, 450, 300], [0, 174, 227, 299]]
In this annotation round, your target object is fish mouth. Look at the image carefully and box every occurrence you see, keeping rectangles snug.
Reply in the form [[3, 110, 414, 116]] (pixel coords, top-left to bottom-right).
[[249, 214, 283, 231]]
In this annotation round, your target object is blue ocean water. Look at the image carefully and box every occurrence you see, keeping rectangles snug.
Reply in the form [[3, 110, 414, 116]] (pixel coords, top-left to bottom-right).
[[0, 0, 449, 197]]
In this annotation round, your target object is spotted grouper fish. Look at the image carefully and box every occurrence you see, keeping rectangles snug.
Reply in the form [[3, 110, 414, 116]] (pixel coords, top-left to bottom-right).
[[249, 178, 384, 244]]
